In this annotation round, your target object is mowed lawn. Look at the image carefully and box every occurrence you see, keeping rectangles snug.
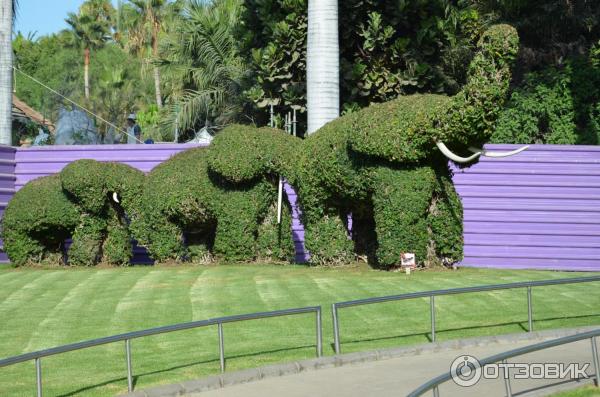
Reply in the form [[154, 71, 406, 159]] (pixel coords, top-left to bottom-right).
[[1, 265, 599, 396]]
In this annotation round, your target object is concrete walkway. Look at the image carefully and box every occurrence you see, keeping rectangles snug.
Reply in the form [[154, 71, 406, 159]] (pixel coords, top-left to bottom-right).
[[122, 327, 599, 397]]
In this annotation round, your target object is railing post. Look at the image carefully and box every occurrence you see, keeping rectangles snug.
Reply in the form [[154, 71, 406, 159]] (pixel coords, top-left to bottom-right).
[[218, 323, 225, 372], [35, 358, 42, 397], [125, 339, 133, 392], [592, 337, 600, 387], [433, 385, 440, 397], [503, 359, 513, 397], [332, 303, 341, 354], [316, 307, 323, 357], [527, 286, 533, 332], [430, 296, 436, 343]]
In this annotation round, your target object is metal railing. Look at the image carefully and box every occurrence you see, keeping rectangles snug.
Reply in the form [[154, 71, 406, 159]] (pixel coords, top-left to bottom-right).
[[407, 328, 600, 397], [332, 275, 600, 354], [0, 306, 322, 397]]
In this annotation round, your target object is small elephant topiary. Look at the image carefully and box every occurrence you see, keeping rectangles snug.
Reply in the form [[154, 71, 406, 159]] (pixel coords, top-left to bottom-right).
[[2, 160, 145, 266], [60, 159, 145, 266], [132, 125, 297, 263]]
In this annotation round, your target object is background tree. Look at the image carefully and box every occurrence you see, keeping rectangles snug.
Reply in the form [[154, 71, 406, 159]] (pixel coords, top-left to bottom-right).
[[158, 0, 247, 139], [121, 0, 174, 109], [65, 0, 114, 99]]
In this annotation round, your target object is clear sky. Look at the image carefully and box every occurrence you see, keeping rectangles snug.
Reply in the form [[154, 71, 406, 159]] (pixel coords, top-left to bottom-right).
[[14, 0, 119, 39]]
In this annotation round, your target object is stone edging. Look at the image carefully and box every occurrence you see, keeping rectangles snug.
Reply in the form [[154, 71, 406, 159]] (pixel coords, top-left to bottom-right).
[[119, 326, 599, 397]]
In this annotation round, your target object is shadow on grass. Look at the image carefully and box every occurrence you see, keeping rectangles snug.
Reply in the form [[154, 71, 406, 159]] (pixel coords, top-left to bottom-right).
[[55, 343, 316, 397], [55, 313, 600, 396]]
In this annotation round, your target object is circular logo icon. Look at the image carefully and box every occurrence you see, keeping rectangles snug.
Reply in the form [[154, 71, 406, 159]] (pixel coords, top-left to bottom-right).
[[450, 355, 482, 387]]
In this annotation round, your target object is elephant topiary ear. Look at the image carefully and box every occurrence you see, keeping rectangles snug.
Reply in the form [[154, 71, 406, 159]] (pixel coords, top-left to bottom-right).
[[60, 159, 107, 213], [207, 124, 298, 183], [347, 94, 451, 163]]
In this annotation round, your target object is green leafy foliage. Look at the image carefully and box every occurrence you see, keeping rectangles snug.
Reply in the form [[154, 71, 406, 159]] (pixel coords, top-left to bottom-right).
[[492, 57, 600, 145], [133, 144, 281, 263], [2, 175, 79, 266], [206, 124, 299, 183], [60, 159, 145, 266]]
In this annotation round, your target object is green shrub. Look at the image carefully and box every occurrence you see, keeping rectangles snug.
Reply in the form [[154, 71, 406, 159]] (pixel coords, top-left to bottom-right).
[[282, 25, 516, 267], [61, 159, 145, 266], [206, 124, 299, 183], [2, 175, 79, 266], [256, 202, 295, 262], [134, 145, 277, 263], [492, 58, 600, 145]]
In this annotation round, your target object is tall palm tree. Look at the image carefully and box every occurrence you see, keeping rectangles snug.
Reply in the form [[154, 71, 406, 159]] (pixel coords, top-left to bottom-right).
[[124, 0, 171, 108], [306, 0, 339, 134], [159, 0, 246, 134], [65, 0, 114, 99], [0, 0, 15, 145]]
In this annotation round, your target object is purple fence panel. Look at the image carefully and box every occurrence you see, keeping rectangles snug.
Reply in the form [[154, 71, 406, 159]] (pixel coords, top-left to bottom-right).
[[452, 144, 600, 271], [283, 180, 310, 263], [14, 143, 205, 190], [0, 146, 16, 264]]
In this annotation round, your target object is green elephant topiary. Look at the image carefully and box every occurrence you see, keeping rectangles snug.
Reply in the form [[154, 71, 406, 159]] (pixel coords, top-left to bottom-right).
[[210, 24, 525, 268], [60, 159, 145, 266], [2, 160, 145, 266], [132, 125, 297, 263]]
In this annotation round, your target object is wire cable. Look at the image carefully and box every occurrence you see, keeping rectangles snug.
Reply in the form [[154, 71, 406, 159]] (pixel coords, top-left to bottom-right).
[[12, 66, 144, 143]]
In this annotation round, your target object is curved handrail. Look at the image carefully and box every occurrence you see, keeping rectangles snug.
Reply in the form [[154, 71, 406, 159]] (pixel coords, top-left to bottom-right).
[[407, 328, 600, 397], [332, 275, 600, 354]]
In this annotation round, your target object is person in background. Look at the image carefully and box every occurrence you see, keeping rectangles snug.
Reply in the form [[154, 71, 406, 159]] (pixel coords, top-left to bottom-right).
[[126, 113, 142, 144]]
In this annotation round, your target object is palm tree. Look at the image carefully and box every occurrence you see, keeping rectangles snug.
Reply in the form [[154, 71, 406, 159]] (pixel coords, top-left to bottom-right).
[[0, 0, 15, 145], [65, 0, 114, 99], [123, 0, 171, 108], [158, 0, 246, 135], [306, 0, 339, 134]]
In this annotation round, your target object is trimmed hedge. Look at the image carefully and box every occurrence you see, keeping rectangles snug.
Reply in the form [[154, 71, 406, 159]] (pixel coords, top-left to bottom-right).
[[132, 145, 281, 262], [287, 24, 517, 267], [2, 175, 79, 266], [61, 160, 145, 266]]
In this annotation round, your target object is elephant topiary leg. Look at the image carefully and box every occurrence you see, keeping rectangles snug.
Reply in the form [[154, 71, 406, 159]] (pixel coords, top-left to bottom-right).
[[3, 231, 44, 266], [102, 206, 133, 266], [302, 208, 354, 265], [428, 171, 464, 265], [371, 166, 436, 268], [69, 215, 107, 266], [213, 209, 259, 262]]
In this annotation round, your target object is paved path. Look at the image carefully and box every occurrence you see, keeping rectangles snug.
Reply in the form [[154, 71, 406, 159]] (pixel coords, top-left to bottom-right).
[[123, 328, 599, 397]]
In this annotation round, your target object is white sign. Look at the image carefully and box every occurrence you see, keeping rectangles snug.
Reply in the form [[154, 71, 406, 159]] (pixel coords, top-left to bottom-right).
[[401, 253, 416, 269]]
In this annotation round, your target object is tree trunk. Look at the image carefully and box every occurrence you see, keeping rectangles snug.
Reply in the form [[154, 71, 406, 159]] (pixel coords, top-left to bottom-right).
[[0, 0, 13, 145], [152, 23, 163, 108], [306, 0, 339, 134], [84, 47, 90, 99]]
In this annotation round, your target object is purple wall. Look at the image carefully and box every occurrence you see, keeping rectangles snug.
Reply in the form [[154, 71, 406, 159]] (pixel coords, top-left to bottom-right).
[[14, 143, 204, 191], [0, 146, 16, 263], [452, 144, 600, 271]]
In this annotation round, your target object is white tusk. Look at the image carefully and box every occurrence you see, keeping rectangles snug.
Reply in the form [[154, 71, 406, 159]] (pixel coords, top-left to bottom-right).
[[435, 140, 482, 163], [112, 192, 120, 203], [469, 145, 529, 158]]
